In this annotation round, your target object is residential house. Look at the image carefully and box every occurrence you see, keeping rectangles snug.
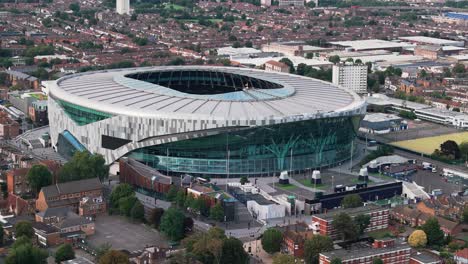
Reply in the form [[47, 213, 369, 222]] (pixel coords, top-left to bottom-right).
[[278, 222, 313, 258], [35, 178, 103, 212], [455, 248, 468, 264], [6, 168, 31, 196], [265, 60, 290, 73], [0, 111, 19, 139]]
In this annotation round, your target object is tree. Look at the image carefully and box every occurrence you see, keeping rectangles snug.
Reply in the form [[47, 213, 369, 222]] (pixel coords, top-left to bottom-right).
[[183, 227, 226, 264], [341, 194, 363, 208], [58, 151, 108, 182], [421, 217, 445, 247], [458, 142, 468, 162], [110, 183, 134, 210], [6, 237, 47, 264], [166, 186, 178, 201], [221, 237, 248, 264], [332, 213, 358, 241], [245, 41, 253, 48], [328, 55, 340, 64], [95, 243, 112, 262], [463, 206, 468, 223], [118, 195, 138, 217], [232, 41, 241, 48], [440, 140, 461, 159], [355, 59, 362, 64], [175, 190, 186, 207], [240, 176, 249, 185], [273, 253, 295, 264], [261, 228, 283, 254], [373, 258, 384, 264], [160, 207, 186, 241], [15, 221, 34, 239], [331, 258, 343, 264], [69, 2, 80, 13], [149, 208, 165, 228], [130, 200, 145, 221], [408, 230, 427, 248], [0, 225, 3, 246], [354, 214, 371, 235], [210, 203, 225, 222], [184, 217, 194, 233], [304, 235, 334, 264], [55, 244, 75, 263], [27, 164, 52, 196], [99, 250, 129, 264], [453, 63, 466, 74], [279, 58, 294, 73]]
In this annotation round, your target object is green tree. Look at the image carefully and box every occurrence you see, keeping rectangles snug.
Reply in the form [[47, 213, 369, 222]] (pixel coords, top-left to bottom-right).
[[210, 203, 225, 222], [354, 214, 371, 235], [175, 190, 186, 207], [160, 207, 186, 241], [58, 151, 108, 182], [240, 176, 249, 185], [341, 194, 363, 208], [331, 258, 343, 264], [110, 183, 134, 210], [6, 236, 47, 264], [15, 221, 34, 239], [304, 235, 333, 264], [95, 243, 112, 262], [463, 206, 468, 223], [279, 58, 294, 73], [99, 250, 129, 264], [183, 227, 226, 264], [119, 196, 138, 217], [69, 2, 80, 13], [328, 55, 340, 64], [130, 200, 145, 221], [332, 213, 358, 241], [55, 244, 75, 263], [221, 237, 248, 264], [373, 258, 384, 264], [166, 185, 178, 201], [149, 208, 165, 228], [440, 140, 461, 160], [261, 228, 283, 254], [0, 225, 3, 246], [27, 164, 52, 196], [421, 217, 445, 247], [273, 253, 295, 264], [453, 63, 466, 74]]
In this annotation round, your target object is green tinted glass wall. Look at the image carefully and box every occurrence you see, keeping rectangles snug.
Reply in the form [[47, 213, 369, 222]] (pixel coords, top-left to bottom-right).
[[57, 99, 113, 126], [129, 115, 363, 176]]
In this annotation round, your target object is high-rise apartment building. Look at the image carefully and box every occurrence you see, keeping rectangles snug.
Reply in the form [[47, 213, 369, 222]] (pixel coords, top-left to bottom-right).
[[332, 63, 368, 94], [116, 0, 130, 15]]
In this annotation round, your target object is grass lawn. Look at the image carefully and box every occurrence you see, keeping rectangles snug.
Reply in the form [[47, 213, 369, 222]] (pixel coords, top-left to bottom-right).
[[164, 3, 185, 10], [208, 19, 223, 23], [277, 183, 297, 190], [391, 131, 468, 155], [368, 229, 395, 239], [369, 172, 395, 181], [298, 179, 327, 189]]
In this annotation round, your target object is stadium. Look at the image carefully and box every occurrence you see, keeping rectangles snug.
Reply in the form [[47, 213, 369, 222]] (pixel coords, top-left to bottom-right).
[[48, 66, 366, 177]]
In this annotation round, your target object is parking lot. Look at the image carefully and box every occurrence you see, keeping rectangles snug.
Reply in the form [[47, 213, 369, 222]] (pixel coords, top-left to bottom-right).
[[87, 214, 168, 252]]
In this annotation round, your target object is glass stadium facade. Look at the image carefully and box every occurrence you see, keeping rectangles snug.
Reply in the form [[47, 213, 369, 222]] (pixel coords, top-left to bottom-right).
[[49, 66, 367, 178], [128, 116, 361, 176]]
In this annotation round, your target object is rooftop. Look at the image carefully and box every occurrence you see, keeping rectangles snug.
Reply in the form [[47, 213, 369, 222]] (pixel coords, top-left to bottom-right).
[[41, 178, 102, 198], [321, 242, 410, 260], [329, 39, 411, 51], [313, 205, 385, 221], [51, 66, 364, 122], [399, 36, 464, 46]]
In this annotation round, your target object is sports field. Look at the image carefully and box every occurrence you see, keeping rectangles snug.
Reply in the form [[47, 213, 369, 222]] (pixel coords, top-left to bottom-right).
[[391, 131, 468, 155]]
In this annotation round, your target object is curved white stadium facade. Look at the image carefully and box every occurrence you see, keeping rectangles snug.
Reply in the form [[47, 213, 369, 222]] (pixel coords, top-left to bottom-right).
[[48, 66, 366, 176]]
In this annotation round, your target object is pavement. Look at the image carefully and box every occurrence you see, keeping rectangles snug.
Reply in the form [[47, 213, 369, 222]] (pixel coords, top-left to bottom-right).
[[87, 214, 168, 252]]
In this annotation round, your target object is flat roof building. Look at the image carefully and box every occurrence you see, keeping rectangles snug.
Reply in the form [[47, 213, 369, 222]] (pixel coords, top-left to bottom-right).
[[399, 36, 465, 47]]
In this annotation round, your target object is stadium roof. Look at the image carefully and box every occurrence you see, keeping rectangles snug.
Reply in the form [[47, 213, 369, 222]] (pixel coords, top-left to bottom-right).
[[51, 66, 365, 121]]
